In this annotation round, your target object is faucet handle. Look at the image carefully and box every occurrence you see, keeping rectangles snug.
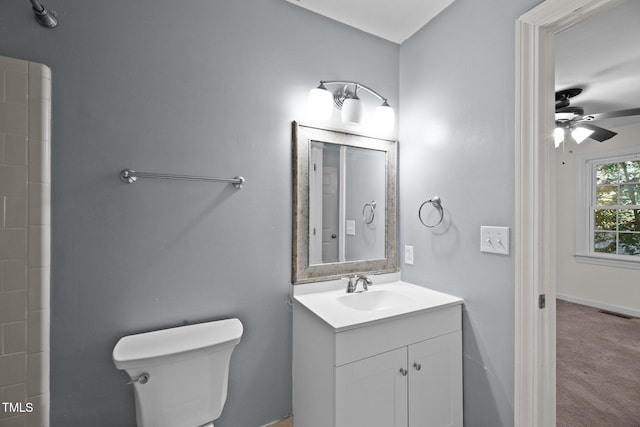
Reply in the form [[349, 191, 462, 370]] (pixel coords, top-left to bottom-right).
[[357, 274, 372, 290], [349, 274, 369, 292]]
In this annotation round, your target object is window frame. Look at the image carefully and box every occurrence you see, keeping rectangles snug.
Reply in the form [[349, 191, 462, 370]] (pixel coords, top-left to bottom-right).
[[576, 147, 640, 269]]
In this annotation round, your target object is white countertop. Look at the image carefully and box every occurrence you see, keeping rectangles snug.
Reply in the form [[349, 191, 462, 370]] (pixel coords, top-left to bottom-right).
[[293, 280, 463, 331]]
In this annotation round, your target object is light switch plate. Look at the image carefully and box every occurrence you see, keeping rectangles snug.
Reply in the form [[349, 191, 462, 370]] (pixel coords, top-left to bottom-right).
[[346, 220, 356, 236], [480, 226, 510, 255]]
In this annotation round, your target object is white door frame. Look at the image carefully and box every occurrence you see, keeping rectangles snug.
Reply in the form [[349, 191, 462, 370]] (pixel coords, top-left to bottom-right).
[[514, 0, 624, 426]]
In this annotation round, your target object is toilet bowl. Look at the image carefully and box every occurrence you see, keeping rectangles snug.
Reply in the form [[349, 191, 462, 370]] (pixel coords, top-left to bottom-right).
[[113, 318, 243, 427]]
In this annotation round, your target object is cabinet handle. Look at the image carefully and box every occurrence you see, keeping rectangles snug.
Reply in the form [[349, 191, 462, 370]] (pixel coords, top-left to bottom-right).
[[413, 362, 422, 371], [399, 368, 408, 376]]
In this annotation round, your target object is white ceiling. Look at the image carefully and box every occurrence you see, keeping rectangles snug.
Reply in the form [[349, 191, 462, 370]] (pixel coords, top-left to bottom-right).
[[285, 0, 639, 128], [283, 0, 455, 44], [555, 0, 640, 128]]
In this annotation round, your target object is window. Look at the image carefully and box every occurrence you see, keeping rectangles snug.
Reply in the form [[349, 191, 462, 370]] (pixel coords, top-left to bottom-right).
[[593, 158, 640, 255], [578, 151, 640, 267]]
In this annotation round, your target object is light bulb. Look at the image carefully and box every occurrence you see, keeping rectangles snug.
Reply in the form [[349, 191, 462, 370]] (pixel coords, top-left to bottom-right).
[[308, 83, 333, 120], [374, 101, 395, 132], [342, 96, 363, 125], [553, 127, 565, 148], [571, 127, 594, 144]]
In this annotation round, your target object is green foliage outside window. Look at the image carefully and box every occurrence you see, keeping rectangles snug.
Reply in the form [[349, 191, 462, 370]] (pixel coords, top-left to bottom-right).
[[594, 160, 640, 256]]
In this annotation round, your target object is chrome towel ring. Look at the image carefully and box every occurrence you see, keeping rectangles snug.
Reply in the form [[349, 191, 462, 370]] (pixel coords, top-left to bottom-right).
[[362, 201, 376, 225], [418, 196, 444, 228]]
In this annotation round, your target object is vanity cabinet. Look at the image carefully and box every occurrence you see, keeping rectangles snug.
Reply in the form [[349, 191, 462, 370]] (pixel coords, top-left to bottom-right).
[[293, 301, 463, 427], [335, 347, 408, 426], [408, 332, 462, 426]]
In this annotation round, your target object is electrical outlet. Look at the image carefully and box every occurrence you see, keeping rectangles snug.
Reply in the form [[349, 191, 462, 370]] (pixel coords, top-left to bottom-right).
[[405, 245, 414, 265], [346, 220, 356, 236], [480, 226, 510, 255]]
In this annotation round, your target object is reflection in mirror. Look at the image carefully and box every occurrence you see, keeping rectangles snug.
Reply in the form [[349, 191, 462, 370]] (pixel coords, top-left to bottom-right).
[[309, 142, 386, 264], [293, 122, 397, 284]]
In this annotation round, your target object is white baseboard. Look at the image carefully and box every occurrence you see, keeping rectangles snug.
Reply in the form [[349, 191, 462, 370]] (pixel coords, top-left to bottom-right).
[[556, 293, 640, 318]]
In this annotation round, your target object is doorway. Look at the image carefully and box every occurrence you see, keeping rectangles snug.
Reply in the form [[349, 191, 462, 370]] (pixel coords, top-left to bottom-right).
[[553, 2, 640, 423], [514, 0, 632, 426]]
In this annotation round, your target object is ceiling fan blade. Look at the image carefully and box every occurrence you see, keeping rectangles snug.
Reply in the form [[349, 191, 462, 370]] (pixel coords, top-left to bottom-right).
[[583, 107, 640, 121], [577, 122, 618, 142]]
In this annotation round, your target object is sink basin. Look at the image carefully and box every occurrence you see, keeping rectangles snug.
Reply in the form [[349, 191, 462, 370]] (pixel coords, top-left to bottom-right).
[[337, 290, 412, 311], [293, 280, 464, 330]]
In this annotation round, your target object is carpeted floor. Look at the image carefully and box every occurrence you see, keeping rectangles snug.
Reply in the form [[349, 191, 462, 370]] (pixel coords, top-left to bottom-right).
[[557, 299, 640, 427]]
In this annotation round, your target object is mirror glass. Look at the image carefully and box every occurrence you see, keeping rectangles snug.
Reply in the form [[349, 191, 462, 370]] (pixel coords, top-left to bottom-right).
[[293, 122, 398, 284], [309, 142, 386, 264]]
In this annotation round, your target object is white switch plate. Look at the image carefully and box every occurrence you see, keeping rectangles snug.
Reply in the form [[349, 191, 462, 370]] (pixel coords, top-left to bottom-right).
[[346, 220, 356, 236], [480, 226, 510, 255], [405, 245, 414, 265]]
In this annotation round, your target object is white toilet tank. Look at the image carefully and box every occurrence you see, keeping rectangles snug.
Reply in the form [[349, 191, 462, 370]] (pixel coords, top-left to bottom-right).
[[113, 318, 243, 427]]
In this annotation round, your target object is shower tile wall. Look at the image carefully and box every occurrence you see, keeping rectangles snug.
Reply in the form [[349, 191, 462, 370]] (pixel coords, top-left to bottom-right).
[[0, 55, 51, 427]]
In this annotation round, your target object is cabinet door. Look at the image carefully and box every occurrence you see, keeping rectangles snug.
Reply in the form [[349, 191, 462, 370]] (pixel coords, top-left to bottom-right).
[[335, 347, 408, 427], [408, 332, 462, 427]]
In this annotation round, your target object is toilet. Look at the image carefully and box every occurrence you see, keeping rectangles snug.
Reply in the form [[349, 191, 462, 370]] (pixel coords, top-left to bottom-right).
[[112, 318, 243, 427]]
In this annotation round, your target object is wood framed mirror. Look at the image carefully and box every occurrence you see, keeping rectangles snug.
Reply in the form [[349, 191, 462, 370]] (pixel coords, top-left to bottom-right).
[[292, 122, 398, 284]]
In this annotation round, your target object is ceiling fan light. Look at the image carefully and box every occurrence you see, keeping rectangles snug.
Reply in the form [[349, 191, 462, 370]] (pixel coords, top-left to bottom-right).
[[308, 83, 334, 120], [555, 112, 576, 121], [553, 127, 565, 148], [571, 127, 594, 144]]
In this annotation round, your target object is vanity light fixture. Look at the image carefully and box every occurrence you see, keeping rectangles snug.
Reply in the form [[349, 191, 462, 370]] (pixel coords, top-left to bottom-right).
[[308, 80, 395, 132]]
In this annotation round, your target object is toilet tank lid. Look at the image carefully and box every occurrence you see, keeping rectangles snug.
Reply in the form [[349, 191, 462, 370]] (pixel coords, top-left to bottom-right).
[[113, 318, 243, 367]]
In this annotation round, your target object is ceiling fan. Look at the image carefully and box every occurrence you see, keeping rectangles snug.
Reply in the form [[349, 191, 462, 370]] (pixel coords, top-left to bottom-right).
[[554, 87, 640, 147]]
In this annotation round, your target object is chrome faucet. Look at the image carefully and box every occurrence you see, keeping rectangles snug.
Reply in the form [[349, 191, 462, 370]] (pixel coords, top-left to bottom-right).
[[346, 274, 372, 293]]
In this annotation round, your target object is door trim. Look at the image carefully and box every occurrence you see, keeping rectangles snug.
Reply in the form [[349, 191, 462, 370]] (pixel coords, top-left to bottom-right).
[[514, 1, 623, 425]]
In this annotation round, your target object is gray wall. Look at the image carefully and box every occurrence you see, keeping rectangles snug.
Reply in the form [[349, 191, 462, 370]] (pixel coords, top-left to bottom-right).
[[0, 1, 398, 426], [399, 0, 540, 425]]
